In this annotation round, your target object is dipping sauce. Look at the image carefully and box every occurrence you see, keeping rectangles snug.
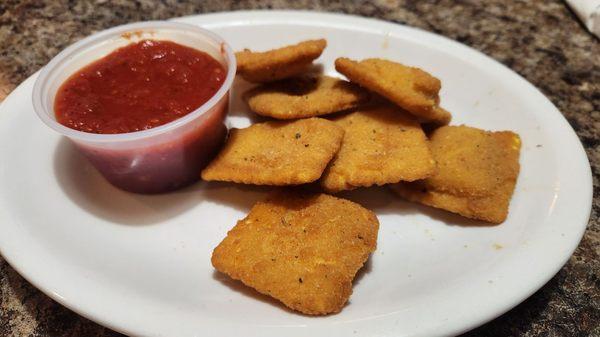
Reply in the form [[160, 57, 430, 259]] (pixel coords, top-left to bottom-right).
[[52, 38, 231, 193], [55, 39, 226, 134]]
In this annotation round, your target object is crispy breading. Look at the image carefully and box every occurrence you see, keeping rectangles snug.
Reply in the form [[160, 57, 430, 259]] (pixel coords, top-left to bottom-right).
[[424, 126, 521, 196], [236, 39, 327, 83], [201, 118, 344, 185], [211, 191, 379, 315], [391, 180, 516, 224], [335, 57, 451, 125], [320, 106, 436, 193], [391, 125, 521, 223], [244, 75, 369, 119]]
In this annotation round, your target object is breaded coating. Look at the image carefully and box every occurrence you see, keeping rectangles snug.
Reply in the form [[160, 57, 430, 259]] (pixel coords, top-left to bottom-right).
[[321, 106, 436, 193], [201, 118, 344, 185], [391, 125, 521, 223], [335, 57, 451, 125], [244, 75, 369, 119], [212, 191, 379, 315], [236, 39, 327, 83], [424, 126, 520, 196]]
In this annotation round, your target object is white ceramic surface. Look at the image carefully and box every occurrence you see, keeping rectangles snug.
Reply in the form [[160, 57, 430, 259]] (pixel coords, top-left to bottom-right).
[[0, 11, 592, 337]]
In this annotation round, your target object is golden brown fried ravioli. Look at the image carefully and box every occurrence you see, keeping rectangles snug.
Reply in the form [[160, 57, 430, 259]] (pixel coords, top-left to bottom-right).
[[201, 118, 344, 185], [391, 125, 521, 223], [236, 39, 327, 83], [335, 57, 451, 125], [244, 75, 369, 119], [321, 106, 436, 193], [211, 191, 379, 315], [424, 126, 520, 196]]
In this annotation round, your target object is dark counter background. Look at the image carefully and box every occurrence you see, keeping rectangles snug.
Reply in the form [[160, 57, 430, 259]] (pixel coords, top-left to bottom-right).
[[0, 1, 598, 336]]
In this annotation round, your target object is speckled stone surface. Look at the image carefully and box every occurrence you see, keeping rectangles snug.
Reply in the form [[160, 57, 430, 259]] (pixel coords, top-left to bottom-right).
[[0, 1, 598, 336]]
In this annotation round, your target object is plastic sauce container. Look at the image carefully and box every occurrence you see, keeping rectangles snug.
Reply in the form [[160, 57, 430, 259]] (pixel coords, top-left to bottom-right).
[[32, 21, 236, 193]]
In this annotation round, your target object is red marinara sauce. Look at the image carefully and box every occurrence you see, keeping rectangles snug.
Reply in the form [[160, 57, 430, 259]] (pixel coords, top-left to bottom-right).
[[55, 39, 226, 134]]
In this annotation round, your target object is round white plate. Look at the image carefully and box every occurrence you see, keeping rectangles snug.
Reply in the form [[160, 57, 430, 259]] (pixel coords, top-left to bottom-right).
[[0, 11, 592, 337]]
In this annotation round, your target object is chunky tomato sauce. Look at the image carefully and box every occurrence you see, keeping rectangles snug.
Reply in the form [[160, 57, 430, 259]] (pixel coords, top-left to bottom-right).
[[55, 40, 225, 134]]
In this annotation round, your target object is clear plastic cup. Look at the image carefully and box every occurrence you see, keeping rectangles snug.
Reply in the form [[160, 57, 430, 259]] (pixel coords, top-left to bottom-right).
[[32, 21, 236, 194]]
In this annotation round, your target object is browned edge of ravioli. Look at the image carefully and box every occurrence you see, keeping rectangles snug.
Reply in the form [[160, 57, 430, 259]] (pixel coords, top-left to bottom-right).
[[392, 180, 515, 224]]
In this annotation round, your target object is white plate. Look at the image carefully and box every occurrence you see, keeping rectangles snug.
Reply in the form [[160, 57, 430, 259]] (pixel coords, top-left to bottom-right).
[[0, 11, 592, 337]]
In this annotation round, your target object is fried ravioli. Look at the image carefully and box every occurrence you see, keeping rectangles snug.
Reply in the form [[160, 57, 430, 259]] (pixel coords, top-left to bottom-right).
[[391, 125, 521, 223], [211, 191, 379, 315], [236, 39, 327, 83], [201, 118, 344, 185], [244, 75, 369, 119], [321, 106, 436, 193], [335, 57, 451, 125]]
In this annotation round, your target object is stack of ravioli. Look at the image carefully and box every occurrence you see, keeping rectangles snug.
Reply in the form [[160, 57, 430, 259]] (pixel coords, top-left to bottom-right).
[[202, 39, 522, 315]]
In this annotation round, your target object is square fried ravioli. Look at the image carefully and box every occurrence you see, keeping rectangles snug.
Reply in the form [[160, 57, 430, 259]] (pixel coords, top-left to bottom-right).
[[211, 191, 379, 315], [244, 75, 369, 119], [391, 125, 521, 223], [201, 118, 344, 185], [321, 106, 436, 193], [236, 39, 327, 83], [335, 57, 451, 125]]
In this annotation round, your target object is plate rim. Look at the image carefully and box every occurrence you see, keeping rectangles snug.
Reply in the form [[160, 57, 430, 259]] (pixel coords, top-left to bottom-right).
[[0, 10, 593, 337]]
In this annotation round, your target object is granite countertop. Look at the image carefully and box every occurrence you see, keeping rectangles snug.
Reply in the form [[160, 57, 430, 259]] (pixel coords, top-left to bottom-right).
[[0, 1, 598, 336]]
